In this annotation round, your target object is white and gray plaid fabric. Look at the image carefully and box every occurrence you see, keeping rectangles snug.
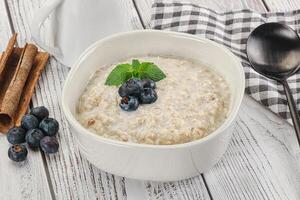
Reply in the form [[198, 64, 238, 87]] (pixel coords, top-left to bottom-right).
[[151, 0, 300, 124]]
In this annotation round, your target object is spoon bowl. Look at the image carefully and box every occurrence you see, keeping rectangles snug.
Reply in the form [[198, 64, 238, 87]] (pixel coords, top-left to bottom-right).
[[247, 22, 300, 80], [247, 22, 300, 146]]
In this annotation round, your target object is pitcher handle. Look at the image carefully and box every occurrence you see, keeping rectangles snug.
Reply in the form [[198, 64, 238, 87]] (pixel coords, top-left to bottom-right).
[[30, 0, 63, 56]]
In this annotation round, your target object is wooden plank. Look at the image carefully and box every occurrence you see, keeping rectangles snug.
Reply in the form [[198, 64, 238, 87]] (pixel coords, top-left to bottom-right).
[[6, 0, 142, 199], [263, 0, 300, 11], [135, 0, 267, 28], [0, 2, 12, 50], [205, 96, 300, 200], [0, 1, 52, 199], [135, 0, 300, 200], [6, 0, 300, 199], [126, 175, 212, 200]]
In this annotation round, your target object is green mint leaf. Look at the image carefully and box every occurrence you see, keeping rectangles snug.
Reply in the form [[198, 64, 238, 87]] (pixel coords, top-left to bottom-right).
[[136, 62, 166, 82], [105, 64, 133, 86], [105, 59, 166, 86], [132, 59, 140, 68]]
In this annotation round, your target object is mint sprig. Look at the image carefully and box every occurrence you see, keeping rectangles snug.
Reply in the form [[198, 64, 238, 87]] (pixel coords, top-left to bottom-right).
[[105, 59, 166, 86]]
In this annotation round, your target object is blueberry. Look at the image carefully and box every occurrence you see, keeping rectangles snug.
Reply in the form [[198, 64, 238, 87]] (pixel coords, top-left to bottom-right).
[[40, 136, 59, 154], [140, 88, 157, 104], [21, 114, 39, 130], [142, 79, 156, 89], [26, 129, 44, 149], [8, 144, 28, 162], [120, 96, 139, 111], [39, 118, 59, 136], [118, 78, 143, 97], [6, 126, 26, 144], [30, 106, 49, 121]]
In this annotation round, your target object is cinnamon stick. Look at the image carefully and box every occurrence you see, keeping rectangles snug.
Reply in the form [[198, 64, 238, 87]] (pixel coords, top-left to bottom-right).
[[0, 34, 17, 82], [15, 52, 50, 126], [0, 44, 38, 132], [0, 48, 23, 106]]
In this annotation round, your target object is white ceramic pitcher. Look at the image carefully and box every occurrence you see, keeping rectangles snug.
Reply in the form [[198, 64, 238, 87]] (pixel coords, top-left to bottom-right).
[[30, 0, 132, 67]]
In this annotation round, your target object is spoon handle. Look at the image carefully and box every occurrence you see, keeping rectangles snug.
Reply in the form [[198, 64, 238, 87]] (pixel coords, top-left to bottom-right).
[[281, 79, 300, 146]]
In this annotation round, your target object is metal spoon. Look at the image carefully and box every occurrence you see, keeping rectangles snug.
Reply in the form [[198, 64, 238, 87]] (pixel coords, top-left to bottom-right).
[[246, 22, 300, 146]]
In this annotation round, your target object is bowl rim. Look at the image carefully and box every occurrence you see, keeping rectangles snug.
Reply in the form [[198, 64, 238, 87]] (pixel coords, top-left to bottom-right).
[[61, 29, 245, 149]]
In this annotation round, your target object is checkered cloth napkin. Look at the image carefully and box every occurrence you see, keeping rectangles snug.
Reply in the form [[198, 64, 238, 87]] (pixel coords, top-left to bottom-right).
[[150, 0, 300, 124]]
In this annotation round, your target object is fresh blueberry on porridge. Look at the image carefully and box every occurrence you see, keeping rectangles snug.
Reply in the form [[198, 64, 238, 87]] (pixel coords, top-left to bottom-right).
[[120, 96, 139, 111], [118, 78, 143, 97], [142, 79, 156, 89], [139, 88, 157, 104], [76, 56, 230, 145]]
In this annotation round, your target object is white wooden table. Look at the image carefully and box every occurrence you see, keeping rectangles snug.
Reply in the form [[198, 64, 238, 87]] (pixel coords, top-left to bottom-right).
[[0, 0, 299, 199]]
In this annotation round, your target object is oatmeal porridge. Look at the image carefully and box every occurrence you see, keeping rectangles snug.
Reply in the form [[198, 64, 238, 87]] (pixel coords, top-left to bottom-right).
[[76, 56, 231, 145]]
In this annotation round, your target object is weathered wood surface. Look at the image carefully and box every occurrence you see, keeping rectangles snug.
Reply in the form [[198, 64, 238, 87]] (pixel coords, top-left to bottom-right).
[[132, 0, 300, 200], [1, 0, 300, 199], [0, 1, 52, 200], [4, 0, 143, 199], [264, 0, 300, 11]]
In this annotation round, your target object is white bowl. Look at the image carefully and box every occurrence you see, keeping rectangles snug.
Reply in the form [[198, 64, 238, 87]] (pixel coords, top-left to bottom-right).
[[61, 30, 245, 181]]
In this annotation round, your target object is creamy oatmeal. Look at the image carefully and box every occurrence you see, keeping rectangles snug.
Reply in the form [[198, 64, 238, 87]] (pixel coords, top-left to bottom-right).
[[76, 56, 231, 145]]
